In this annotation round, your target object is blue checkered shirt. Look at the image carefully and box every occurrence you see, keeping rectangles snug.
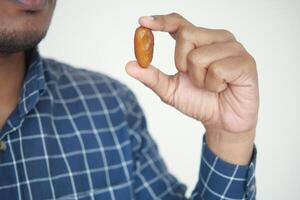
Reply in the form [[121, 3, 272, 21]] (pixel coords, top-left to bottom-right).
[[0, 48, 256, 200]]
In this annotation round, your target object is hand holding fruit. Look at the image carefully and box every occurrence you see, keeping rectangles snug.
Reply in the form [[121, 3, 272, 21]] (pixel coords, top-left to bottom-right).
[[126, 13, 259, 165]]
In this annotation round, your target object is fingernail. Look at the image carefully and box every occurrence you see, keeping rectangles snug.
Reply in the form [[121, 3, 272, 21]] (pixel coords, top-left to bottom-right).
[[140, 16, 155, 21]]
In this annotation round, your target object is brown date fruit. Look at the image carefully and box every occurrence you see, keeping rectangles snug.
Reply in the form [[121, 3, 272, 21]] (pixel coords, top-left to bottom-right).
[[134, 26, 154, 68]]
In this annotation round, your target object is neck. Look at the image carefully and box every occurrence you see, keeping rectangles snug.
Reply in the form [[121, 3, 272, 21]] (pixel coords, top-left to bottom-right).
[[0, 52, 26, 127]]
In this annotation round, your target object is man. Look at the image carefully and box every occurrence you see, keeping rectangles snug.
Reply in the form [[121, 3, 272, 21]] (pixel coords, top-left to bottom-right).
[[0, 0, 258, 199]]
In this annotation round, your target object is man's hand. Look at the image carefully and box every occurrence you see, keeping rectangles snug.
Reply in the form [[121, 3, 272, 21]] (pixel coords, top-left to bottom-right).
[[126, 13, 259, 165]]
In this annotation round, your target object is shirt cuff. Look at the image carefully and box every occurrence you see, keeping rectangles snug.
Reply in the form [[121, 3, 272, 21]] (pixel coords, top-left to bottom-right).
[[198, 135, 257, 199]]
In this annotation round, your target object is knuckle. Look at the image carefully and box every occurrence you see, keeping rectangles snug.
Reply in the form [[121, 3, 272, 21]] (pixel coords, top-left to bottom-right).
[[209, 63, 222, 77], [248, 57, 257, 72], [243, 53, 257, 68], [187, 49, 207, 68], [177, 26, 192, 40], [239, 54, 257, 78], [229, 41, 245, 52], [169, 12, 183, 19], [219, 29, 236, 40], [187, 50, 198, 66], [169, 12, 193, 28], [249, 54, 257, 66]]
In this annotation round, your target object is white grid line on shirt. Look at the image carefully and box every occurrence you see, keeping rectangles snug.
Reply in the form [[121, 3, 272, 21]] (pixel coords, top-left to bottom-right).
[[6, 134, 22, 200], [48, 86, 78, 200], [221, 165, 239, 199], [0, 160, 133, 190], [64, 70, 116, 200], [55, 74, 97, 200], [18, 128, 34, 200], [201, 156, 218, 197], [34, 107, 56, 199], [202, 155, 246, 181]]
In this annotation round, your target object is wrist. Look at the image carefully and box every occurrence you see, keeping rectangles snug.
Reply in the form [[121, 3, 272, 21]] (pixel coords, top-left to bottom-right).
[[205, 128, 255, 165]]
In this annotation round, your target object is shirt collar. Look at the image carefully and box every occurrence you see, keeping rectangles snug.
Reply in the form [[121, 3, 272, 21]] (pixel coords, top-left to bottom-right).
[[18, 47, 46, 117]]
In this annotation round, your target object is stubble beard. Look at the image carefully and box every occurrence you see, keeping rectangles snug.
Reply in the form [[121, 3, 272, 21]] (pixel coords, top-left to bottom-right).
[[0, 28, 47, 54]]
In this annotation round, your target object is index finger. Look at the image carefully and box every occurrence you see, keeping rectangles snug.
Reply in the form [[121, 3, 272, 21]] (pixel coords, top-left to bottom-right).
[[139, 13, 193, 35], [139, 13, 236, 45]]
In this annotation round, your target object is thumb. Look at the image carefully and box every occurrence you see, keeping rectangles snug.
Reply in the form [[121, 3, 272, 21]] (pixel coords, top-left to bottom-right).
[[125, 61, 175, 102]]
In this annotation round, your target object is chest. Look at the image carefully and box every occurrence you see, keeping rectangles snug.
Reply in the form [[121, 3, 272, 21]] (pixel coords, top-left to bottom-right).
[[0, 99, 134, 199]]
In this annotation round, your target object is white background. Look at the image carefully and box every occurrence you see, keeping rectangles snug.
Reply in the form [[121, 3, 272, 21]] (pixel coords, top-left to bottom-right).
[[40, 0, 300, 199]]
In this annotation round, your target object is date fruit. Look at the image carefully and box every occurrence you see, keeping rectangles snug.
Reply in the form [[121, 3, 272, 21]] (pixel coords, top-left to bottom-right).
[[134, 26, 154, 68]]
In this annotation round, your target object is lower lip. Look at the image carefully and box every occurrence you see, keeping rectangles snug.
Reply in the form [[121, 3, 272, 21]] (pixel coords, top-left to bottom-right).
[[13, 0, 48, 11]]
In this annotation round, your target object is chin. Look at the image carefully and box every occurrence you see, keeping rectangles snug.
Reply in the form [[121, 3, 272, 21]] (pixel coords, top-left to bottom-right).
[[0, 0, 55, 36]]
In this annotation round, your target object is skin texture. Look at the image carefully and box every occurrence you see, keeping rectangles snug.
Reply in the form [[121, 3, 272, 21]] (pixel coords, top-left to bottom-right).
[[0, 0, 56, 129], [0, 0, 56, 53], [126, 13, 259, 165], [0, 3, 258, 165], [134, 26, 154, 68]]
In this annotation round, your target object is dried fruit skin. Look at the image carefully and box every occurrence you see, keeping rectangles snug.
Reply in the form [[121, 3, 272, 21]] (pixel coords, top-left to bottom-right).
[[134, 26, 154, 68]]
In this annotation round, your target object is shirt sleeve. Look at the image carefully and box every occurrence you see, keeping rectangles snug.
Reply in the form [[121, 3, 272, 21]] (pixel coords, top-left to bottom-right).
[[191, 138, 257, 200], [122, 89, 257, 200]]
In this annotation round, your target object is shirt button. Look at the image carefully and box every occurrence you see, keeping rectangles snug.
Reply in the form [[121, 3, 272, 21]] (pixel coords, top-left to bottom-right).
[[0, 140, 7, 152]]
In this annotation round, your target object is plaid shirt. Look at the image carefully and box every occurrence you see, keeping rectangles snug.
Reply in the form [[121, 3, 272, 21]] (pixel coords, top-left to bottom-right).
[[0, 48, 256, 200]]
